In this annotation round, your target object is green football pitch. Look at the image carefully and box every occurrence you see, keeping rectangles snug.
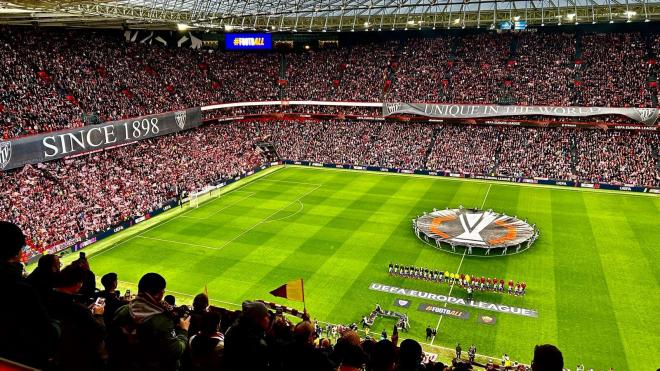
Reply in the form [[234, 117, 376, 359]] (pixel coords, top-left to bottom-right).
[[81, 165, 659, 370]]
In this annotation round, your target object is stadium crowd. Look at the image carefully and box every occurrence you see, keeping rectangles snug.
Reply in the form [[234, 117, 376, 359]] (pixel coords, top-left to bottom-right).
[[0, 122, 262, 253], [1, 220, 570, 371], [1, 27, 658, 139], [1, 119, 656, 254]]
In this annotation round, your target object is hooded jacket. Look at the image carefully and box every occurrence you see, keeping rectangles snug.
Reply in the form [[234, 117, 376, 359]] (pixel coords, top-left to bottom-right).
[[109, 293, 187, 371]]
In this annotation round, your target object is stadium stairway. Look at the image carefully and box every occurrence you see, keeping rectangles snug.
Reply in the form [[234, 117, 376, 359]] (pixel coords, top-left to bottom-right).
[[421, 127, 442, 170]]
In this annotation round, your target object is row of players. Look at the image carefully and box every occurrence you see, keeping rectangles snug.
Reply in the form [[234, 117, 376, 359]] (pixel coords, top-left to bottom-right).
[[388, 263, 527, 296]]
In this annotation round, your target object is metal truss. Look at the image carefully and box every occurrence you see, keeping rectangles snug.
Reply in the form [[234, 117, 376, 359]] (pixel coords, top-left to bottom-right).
[[1, 0, 659, 30]]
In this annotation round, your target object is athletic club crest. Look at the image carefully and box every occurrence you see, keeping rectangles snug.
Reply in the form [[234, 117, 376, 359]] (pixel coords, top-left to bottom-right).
[[634, 108, 658, 125], [175, 110, 187, 129], [385, 102, 401, 115], [0, 141, 11, 170]]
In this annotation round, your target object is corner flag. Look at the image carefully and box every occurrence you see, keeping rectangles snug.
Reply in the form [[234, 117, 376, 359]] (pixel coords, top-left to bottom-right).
[[270, 278, 305, 302]]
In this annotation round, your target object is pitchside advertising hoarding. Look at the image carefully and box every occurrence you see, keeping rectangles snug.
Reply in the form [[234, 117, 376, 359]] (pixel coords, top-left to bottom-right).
[[0, 108, 202, 171], [225, 33, 273, 50]]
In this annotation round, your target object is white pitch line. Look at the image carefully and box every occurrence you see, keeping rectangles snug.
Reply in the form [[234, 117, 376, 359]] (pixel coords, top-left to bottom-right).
[[179, 191, 256, 220], [263, 200, 304, 224], [89, 169, 285, 260], [136, 236, 222, 250], [430, 249, 467, 345], [480, 184, 492, 209], [213, 184, 321, 252], [258, 179, 323, 187]]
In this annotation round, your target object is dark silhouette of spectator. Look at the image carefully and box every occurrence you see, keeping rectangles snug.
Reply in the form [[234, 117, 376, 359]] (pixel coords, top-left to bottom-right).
[[26, 253, 60, 300], [367, 339, 397, 371], [189, 293, 210, 338], [109, 272, 190, 371], [188, 311, 224, 371], [395, 339, 424, 371], [223, 300, 272, 370], [46, 264, 106, 371], [0, 221, 58, 369], [531, 344, 564, 371], [282, 320, 335, 371], [72, 255, 97, 304], [96, 272, 128, 327]]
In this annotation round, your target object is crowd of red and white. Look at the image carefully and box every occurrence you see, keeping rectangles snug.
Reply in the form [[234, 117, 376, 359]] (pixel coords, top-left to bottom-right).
[[2, 27, 657, 140], [0, 122, 262, 254]]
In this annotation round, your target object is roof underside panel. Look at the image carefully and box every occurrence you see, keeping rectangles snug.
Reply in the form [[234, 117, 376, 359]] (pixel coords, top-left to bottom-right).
[[1, 0, 659, 29]]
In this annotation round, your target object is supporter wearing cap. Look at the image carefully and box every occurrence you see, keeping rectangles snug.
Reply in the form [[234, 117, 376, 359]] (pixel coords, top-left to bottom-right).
[[0, 221, 58, 369], [223, 300, 272, 370]]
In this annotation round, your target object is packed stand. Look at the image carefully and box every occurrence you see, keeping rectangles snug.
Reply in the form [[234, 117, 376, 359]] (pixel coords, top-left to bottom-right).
[[0, 123, 262, 251], [284, 48, 351, 101], [510, 33, 577, 106], [0, 27, 279, 139], [334, 41, 400, 102], [1, 220, 571, 370], [579, 32, 650, 107], [573, 129, 658, 186], [494, 127, 574, 180], [2, 27, 659, 140], [425, 125, 500, 175], [388, 37, 454, 103], [450, 33, 513, 104]]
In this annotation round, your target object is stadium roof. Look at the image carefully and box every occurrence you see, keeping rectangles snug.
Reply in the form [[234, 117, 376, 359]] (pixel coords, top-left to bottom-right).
[[1, 0, 659, 31]]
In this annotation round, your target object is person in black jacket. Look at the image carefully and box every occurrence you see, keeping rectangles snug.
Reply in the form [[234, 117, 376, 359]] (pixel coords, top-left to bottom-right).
[[96, 272, 128, 328], [188, 311, 224, 371], [46, 264, 106, 371], [282, 321, 335, 371], [0, 221, 59, 369], [223, 300, 272, 371], [26, 253, 61, 301]]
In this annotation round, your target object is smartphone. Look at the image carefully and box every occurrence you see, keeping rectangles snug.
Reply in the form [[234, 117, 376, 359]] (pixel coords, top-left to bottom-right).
[[79, 252, 86, 259], [94, 297, 106, 307]]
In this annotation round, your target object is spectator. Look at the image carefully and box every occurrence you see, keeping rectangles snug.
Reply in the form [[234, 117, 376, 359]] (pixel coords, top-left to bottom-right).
[[46, 263, 106, 371], [367, 339, 397, 371], [109, 272, 190, 371], [189, 292, 210, 337], [97, 272, 128, 327], [26, 253, 60, 300], [532, 344, 564, 371], [188, 311, 225, 371], [0, 221, 58, 369], [223, 300, 272, 370], [395, 338, 424, 371], [282, 320, 335, 371]]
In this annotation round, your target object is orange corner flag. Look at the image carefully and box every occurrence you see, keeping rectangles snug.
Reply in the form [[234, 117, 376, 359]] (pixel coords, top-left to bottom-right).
[[270, 278, 304, 302]]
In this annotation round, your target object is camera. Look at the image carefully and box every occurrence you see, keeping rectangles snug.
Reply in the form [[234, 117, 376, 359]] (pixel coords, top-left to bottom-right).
[[169, 304, 191, 321]]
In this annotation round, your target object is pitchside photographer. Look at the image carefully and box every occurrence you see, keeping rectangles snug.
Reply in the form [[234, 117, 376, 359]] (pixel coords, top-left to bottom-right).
[[108, 272, 190, 371]]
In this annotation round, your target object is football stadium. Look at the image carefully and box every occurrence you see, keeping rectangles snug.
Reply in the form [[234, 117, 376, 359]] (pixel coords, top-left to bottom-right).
[[0, 0, 659, 370]]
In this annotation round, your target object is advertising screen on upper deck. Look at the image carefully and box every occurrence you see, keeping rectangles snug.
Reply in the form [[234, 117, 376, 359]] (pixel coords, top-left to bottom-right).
[[225, 33, 273, 50]]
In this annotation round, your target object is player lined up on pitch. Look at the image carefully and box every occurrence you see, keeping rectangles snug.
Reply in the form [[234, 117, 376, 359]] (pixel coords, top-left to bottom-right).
[[388, 263, 527, 296]]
